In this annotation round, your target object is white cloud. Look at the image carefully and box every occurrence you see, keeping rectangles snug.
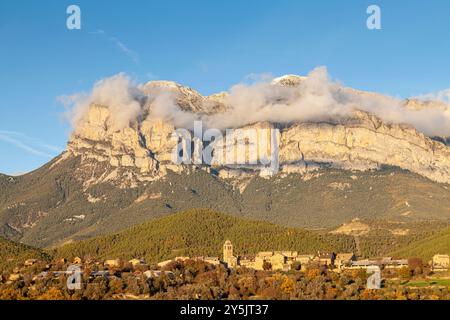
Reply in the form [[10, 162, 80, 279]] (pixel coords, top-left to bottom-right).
[[109, 36, 139, 64], [60, 73, 143, 131], [61, 67, 450, 137], [89, 29, 139, 64]]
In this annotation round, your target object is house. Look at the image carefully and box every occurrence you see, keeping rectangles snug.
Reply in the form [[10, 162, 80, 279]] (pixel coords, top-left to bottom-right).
[[24, 259, 37, 266], [347, 259, 378, 269], [144, 270, 161, 278], [315, 252, 336, 266], [270, 252, 288, 271], [294, 254, 314, 270], [144, 270, 175, 279], [128, 258, 145, 266], [279, 251, 298, 259], [8, 273, 21, 281], [253, 256, 267, 270], [157, 259, 174, 268], [236, 248, 302, 271], [33, 272, 49, 281], [174, 256, 191, 262], [221, 241, 320, 271], [384, 259, 408, 269], [239, 255, 256, 269], [344, 257, 408, 270], [73, 257, 82, 264], [256, 251, 274, 259], [432, 254, 450, 270], [202, 257, 220, 266], [335, 253, 356, 270], [104, 259, 121, 267]]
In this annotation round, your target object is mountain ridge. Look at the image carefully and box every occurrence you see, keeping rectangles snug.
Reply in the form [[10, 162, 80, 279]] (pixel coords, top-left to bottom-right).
[[67, 73, 450, 186]]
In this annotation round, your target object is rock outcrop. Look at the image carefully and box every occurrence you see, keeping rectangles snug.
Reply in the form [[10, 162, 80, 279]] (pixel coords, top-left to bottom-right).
[[66, 75, 450, 185], [279, 112, 450, 184]]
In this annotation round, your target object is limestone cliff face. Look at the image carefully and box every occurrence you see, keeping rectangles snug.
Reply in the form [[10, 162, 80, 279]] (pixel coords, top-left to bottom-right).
[[279, 113, 450, 184], [66, 76, 450, 185]]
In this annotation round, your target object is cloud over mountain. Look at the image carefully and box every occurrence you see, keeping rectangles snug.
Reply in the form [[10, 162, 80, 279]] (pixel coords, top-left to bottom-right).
[[61, 67, 450, 136]]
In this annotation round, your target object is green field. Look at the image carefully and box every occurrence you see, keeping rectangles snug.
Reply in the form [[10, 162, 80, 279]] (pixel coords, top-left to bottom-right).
[[405, 278, 450, 287]]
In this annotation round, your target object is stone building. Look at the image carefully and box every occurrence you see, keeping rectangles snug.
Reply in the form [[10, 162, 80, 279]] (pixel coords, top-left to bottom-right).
[[104, 259, 120, 267], [223, 240, 238, 268], [157, 259, 174, 268], [296, 255, 315, 270], [344, 258, 408, 270], [432, 254, 450, 270], [221, 241, 342, 271], [228, 242, 314, 271], [315, 252, 336, 266], [128, 258, 145, 266], [334, 253, 356, 270], [24, 259, 37, 267], [72, 257, 82, 265], [202, 257, 221, 266]]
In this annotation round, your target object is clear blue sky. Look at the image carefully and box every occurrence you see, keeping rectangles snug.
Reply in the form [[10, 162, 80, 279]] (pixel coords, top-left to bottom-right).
[[1, 0, 450, 175]]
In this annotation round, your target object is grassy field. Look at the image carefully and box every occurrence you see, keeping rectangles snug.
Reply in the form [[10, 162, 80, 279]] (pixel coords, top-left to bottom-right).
[[405, 278, 450, 287]]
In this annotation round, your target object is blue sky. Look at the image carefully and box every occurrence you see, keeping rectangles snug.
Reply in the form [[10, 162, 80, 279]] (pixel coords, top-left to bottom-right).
[[1, 0, 450, 175]]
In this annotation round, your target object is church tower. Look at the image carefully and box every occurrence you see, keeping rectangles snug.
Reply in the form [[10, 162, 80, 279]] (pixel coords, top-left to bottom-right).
[[223, 240, 233, 264]]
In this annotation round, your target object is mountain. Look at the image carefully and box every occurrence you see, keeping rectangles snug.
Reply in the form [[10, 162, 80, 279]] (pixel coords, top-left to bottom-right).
[[53, 209, 356, 263], [389, 227, 450, 261], [1, 73, 450, 248], [0, 236, 50, 271], [67, 74, 450, 185], [2, 153, 450, 248]]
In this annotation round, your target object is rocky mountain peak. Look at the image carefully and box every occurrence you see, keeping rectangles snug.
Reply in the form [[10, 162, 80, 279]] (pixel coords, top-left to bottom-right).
[[65, 73, 450, 186], [271, 74, 307, 86]]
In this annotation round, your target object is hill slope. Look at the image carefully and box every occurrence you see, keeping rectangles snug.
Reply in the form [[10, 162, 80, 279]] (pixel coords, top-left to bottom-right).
[[330, 219, 449, 258], [390, 227, 450, 261], [54, 209, 356, 263], [0, 237, 50, 271], [2, 154, 450, 248]]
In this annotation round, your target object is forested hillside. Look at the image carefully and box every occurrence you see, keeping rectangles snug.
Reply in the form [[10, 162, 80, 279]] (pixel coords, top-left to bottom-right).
[[54, 209, 356, 263], [0, 237, 50, 271], [390, 227, 450, 261]]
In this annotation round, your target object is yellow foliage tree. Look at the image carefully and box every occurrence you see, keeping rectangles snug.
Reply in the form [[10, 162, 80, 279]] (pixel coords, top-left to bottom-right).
[[38, 287, 65, 300]]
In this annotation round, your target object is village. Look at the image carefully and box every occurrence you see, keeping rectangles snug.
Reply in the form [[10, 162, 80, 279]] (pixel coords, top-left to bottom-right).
[[3, 240, 450, 287], [156, 240, 450, 273]]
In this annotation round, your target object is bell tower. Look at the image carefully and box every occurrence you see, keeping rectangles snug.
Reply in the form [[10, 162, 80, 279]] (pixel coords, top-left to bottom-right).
[[223, 240, 233, 264]]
